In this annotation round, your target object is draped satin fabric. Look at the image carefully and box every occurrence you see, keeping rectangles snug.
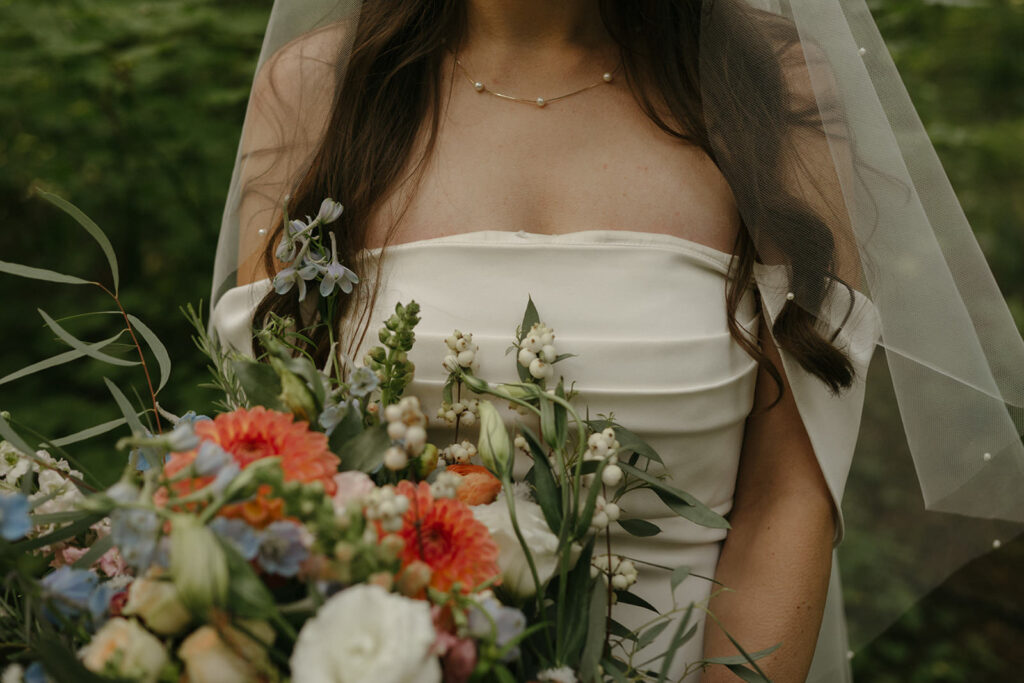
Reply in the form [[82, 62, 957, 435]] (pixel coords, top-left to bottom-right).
[[210, 229, 881, 680]]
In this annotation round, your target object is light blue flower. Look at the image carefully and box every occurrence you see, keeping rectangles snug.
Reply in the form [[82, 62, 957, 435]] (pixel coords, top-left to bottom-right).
[[40, 566, 99, 620], [467, 597, 527, 662], [349, 367, 379, 398], [316, 198, 344, 225], [318, 232, 359, 297], [109, 508, 160, 569], [273, 264, 320, 302], [209, 517, 261, 561], [276, 236, 299, 262], [104, 481, 139, 504], [318, 399, 348, 435], [288, 218, 309, 236], [257, 521, 308, 577], [165, 422, 200, 453], [175, 410, 211, 426], [207, 462, 240, 495], [24, 661, 49, 683], [0, 492, 31, 541], [194, 441, 231, 477]]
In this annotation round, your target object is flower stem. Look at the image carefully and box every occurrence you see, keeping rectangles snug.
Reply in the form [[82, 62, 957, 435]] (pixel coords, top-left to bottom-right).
[[98, 283, 161, 434]]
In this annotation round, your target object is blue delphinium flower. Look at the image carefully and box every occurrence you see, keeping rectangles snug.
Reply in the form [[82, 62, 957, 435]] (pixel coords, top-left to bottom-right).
[[193, 441, 231, 477], [175, 410, 211, 426], [257, 521, 308, 577], [467, 596, 527, 662], [0, 492, 31, 540], [209, 517, 261, 561], [318, 398, 348, 436], [164, 422, 200, 453], [24, 661, 49, 683], [109, 508, 160, 569], [349, 366, 379, 398], [207, 462, 240, 495], [40, 566, 99, 620], [273, 264, 320, 302], [315, 198, 344, 225], [318, 232, 359, 297]]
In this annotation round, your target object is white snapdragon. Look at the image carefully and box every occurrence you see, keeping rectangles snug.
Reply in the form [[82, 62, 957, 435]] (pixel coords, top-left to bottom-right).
[[382, 396, 428, 470], [517, 322, 557, 381], [591, 554, 639, 591], [442, 329, 480, 374], [589, 495, 621, 531], [435, 398, 479, 427], [429, 471, 462, 500], [440, 440, 477, 466], [364, 486, 410, 533]]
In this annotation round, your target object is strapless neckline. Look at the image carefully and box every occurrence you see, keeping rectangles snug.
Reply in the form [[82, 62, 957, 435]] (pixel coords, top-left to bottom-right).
[[360, 229, 737, 273]]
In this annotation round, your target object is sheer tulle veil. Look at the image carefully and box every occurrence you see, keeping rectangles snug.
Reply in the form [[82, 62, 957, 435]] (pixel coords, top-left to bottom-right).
[[211, 0, 1024, 679]]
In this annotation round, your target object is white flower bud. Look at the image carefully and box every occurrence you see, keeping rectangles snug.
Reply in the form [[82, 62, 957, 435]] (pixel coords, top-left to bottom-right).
[[457, 350, 475, 367], [523, 334, 543, 353], [602, 427, 616, 442], [383, 405, 403, 423], [442, 355, 460, 373], [611, 574, 630, 590], [540, 331, 554, 346], [540, 345, 557, 363], [404, 425, 427, 452], [529, 358, 552, 380], [455, 337, 470, 352], [518, 348, 537, 367], [445, 410, 457, 423], [601, 464, 623, 488], [444, 335, 458, 349], [460, 411, 476, 427], [387, 421, 407, 441], [591, 511, 609, 529], [604, 502, 621, 522], [384, 447, 408, 471]]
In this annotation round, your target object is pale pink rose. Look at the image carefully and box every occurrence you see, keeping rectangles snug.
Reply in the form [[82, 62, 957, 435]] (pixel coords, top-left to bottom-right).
[[80, 617, 168, 683], [178, 621, 275, 683], [332, 471, 376, 510], [54, 545, 89, 567], [98, 547, 128, 577]]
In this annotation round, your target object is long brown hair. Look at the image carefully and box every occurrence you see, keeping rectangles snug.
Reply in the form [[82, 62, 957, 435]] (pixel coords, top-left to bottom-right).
[[254, 0, 856, 396]]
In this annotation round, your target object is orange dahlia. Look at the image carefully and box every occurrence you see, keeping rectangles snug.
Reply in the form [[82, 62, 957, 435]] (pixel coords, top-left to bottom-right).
[[394, 481, 500, 595], [163, 407, 340, 528], [446, 464, 502, 506]]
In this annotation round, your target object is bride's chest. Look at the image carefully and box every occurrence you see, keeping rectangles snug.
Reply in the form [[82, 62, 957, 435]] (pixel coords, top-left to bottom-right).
[[368, 88, 740, 253]]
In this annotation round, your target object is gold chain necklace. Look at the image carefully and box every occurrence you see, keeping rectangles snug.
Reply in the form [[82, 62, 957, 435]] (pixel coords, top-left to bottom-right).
[[453, 55, 620, 108]]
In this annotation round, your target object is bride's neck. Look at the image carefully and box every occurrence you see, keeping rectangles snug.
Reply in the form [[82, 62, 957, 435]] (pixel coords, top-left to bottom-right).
[[462, 0, 612, 66]]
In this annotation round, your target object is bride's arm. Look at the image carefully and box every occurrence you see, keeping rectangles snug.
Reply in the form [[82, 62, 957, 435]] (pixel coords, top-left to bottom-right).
[[701, 317, 835, 683]]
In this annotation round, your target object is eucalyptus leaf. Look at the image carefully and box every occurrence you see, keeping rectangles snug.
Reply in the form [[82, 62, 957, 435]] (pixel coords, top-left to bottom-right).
[[607, 618, 637, 641], [71, 534, 114, 569], [338, 423, 389, 472], [327, 403, 365, 454], [637, 620, 672, 650], [618, 461, 729, 530], [617, 518, 661, 537], [219, 535, 278, 619], [702, 643, 781, 666], [48, 417, 127, 448], [0, 411, 39, 458], [36, 189, 120, 293], [516, 296, 540, 382], [670, 565, 692, 592], [561, 537, 595, 659], [13, 514, 104, 553], [126, 313, 171, 393], [614, 590, 659, 614], [102, 378, 148, 436], [39, 309, 139, 367], [0, 331, 123, 385], [230, 359, 285, 411], [519, 425, 561, 533], [553, 378, 568, 447], [574, 458, 607, 537], [657, 605, 696, 682], [724, 665, 771, 683], [0, 259, 91, 285], [580, 580, 609, 682]]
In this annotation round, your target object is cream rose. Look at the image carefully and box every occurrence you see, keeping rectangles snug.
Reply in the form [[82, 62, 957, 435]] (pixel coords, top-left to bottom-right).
[[123, 574, 192, 635], [472, 498, 578, 598], [178, 621, 275, 683], [79, 617, 168, 683], [290, 584, 440, 683]]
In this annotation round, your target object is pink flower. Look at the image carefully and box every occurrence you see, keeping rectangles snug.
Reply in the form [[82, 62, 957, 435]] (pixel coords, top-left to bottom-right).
[[98, 547, 129, 577], [332, 471, 376, 510], [53, 545, 88, 567]]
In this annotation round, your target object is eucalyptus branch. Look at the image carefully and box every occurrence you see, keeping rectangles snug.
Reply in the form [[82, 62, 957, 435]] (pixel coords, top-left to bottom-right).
[[98, 283, 161, 434]]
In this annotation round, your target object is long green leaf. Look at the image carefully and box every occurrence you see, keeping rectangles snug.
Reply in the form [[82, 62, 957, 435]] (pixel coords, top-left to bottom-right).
[[516, 296, 540, 382], [520, 425, 562, 534], [579, 580, 608, 681], [587, 419, 664, 466], [618, 461, 729, 530], [37, 189, 119, 293], [617, 518, 661, 537], [0, 412, 37, 458], [657, 605, 696, 682], [13, 514, 104, 553], [71, 534, 114, 569], [338, 423, 389, 473], [703, 643, 781, 666], [0, 331, 124, 386], [615, 590, 659, 614], [38, 309, 139, 367], [671, 566, 692, 592], [126, 314, 171, 393], [0, 260, 91, 285], [48, 417, 127, 448], [102, 378, 159, 468], [637, 620, 672, 650]]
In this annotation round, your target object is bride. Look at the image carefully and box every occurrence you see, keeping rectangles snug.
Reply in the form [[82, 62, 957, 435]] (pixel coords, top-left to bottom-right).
[[210, 1, 1024, 681]]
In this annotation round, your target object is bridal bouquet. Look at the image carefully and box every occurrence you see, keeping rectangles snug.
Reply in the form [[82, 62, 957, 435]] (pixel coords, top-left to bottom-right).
[[0, 196, 774, 682]]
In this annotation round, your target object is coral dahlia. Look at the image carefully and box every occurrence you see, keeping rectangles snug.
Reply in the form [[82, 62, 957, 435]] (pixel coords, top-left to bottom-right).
[[446, 464, 502, 506], [163, 407, 339, 528], [394, 481, 500, 595]]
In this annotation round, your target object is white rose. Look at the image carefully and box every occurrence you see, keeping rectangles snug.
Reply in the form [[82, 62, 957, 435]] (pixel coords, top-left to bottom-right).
[[178, 621, 275, 683], [122, 574, 192, 635], [80, 618, 168, 683], [290, 584, 440, 683], [472, 499, 579, 599]]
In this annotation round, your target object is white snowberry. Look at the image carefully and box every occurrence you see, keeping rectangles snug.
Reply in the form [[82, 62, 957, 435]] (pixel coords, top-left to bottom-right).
[[602, 464, 623, 488]]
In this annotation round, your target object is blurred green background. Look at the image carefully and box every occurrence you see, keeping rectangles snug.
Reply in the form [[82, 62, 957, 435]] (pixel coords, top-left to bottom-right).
[[0, 0, 1021, 680]]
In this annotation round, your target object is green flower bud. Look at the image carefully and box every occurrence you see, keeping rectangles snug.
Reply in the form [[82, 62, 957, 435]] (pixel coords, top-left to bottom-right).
[[477, 401, 511, 476], [170, 515, 228, 617], [272, 358, 317, 421], [368, 347, 387, 364], [417, 443, 439, 478]]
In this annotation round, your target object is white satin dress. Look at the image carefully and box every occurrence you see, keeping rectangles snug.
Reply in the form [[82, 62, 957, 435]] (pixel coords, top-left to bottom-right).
[[210, 229, 881, 682]]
